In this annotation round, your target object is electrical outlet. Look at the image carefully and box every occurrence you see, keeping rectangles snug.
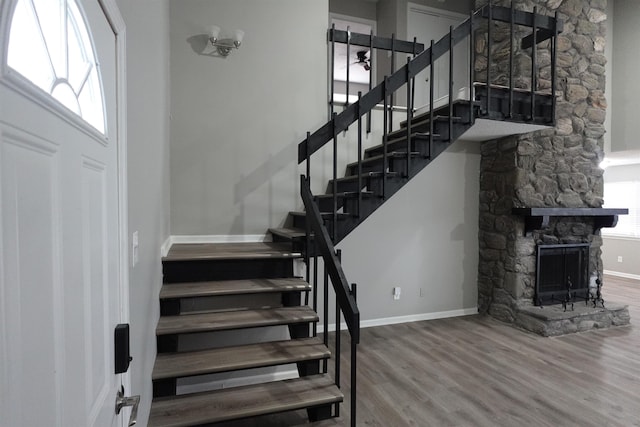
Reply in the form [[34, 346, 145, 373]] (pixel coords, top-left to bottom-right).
[[617, 256, 623, 263], [393, 287, 401, 300]]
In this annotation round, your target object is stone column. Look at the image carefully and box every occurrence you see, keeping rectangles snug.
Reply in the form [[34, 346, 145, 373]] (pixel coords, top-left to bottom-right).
[[474, 0, 608, 321]]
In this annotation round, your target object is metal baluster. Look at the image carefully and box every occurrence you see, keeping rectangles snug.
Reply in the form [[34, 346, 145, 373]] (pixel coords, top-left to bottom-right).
[[312, 245, 318, 337], [469, 9, 475, 125], [406, 56, 412, 177], [335, 250, 342, 415], [357, 92, 363, 218], [305, 132, 311, 308], [350, 283, 357, 427], [389, 33, 396, 134], [508, 2, 515, 118], [487, 0, 493, 116], [330, 24, 335, 119], [411, 37, 417, 115], [429, 40, 434, 160], [332, 112, 338, 243], [367, 30, 374, 134], [382, 76, 388, 199], [531, 7, 537, 122], [346, 26, 351, 109], [448, 25, 454, 142], [551, 11, 558, 125], [323, 267, 329, 373]]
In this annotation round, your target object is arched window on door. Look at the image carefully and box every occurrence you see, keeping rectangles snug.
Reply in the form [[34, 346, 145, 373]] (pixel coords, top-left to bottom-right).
[[7, 0, 105, 134]]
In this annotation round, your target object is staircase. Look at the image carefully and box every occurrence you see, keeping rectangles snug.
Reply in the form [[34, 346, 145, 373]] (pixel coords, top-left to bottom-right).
[[149, 3, 562, 426], [149, 242, 342, 426]]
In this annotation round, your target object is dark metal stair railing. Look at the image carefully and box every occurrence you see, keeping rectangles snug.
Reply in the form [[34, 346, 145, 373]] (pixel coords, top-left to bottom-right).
[[300, 175, 359, 427], [297, 4, 563, 424]]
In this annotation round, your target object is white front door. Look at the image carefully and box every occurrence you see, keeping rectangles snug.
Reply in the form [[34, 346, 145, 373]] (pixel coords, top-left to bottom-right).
[[0, 1, 127, 426]]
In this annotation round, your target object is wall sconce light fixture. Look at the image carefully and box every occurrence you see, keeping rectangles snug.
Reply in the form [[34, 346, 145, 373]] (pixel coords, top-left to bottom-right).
[[208, 25, 244, 56]]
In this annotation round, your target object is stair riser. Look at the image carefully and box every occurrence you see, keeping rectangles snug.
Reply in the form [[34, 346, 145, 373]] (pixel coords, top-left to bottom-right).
[[163, 258, 296, 283], [365, 137, 431, 159], [400, 102, 475, 129], [475, 89, 553, 122], [160, 291, 301, 316]]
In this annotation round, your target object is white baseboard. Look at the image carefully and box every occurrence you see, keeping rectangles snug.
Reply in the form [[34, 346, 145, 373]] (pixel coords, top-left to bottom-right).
[[160, 236, 172, 257], [177, 369, 299, 395], [161, 234, 272, 255], [603, 270, 640, 281], [317, 307, 478, 333]]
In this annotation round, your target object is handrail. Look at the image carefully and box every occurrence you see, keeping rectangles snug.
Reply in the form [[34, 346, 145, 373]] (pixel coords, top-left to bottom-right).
[[298, 3, 562, 164], [300, 175, 360, 343]]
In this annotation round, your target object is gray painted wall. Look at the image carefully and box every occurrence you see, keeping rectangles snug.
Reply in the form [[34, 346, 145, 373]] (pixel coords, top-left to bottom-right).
[[169, 0, 329, 236], [338, 139, 480, 319], [603, 0, 640, 278], [117, 0, 171, 424], [611, 0, 640, 152], [602, 163, 640, 277], [169, 0, 480, 322]]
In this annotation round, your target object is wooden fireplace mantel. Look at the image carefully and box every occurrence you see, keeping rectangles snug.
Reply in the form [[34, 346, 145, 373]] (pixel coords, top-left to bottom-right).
[[512, 207, 629, 235]]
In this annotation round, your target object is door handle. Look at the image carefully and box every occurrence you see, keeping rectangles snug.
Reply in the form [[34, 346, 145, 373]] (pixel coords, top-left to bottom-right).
[[115, 386, 140, 426]]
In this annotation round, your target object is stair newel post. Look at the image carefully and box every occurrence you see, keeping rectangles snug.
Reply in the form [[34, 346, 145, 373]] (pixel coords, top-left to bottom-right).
[[448, 25, 454, 142], [429, 40, 434, 160], [551, 11, 558, 126], [389, 33, 396, 134], [346, 26, 351, 109], [334, 249, 342, 418], [531, 6, 537, 122], [382, 76, 389, 199], [406, 56, 412, 176], [487, 0, 493, 117], [330, 24, 336, 119], [469, 9, 475, 125], [350, 282, 357, 427], [367, 30, 374, 134], [357, 91, 363, 219], [332, 112, 338, 243], [508, 2, 515, 118]]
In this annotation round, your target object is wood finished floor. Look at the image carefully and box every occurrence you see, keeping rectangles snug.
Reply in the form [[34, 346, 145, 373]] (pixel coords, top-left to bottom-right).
[[211, 275, 640, 427]]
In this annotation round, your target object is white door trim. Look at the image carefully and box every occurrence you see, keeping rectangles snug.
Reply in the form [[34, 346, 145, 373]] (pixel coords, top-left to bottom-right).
[[97, 0, 130, 396]]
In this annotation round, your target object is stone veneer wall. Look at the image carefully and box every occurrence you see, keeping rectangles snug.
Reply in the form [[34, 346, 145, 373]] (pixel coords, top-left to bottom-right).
[[474, 0, 608, 323]]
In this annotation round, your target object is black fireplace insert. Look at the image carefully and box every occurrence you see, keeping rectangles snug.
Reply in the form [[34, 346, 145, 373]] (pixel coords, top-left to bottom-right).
[[535, 243, 590, 307]]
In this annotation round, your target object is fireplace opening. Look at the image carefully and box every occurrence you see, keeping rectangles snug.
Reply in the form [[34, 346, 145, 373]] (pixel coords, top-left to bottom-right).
[[536, 243, 590, 308]]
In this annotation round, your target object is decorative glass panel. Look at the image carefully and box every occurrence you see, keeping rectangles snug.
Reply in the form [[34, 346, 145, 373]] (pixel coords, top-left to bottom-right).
[[7, 0, 106, 134]]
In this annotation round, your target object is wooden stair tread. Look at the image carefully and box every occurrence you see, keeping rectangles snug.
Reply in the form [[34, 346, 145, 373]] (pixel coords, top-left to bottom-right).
[[153, 337, 329, 380], [269, 227, 308, 239], [289, 211, 352, 220], [148, 374, 343, 427], [314, 190, 375, 199], [156, 306, 318, 336], [329, 171, 399, 184], [364, 133, 438, 156], [346, 151, 421, 169], [163, 242, 302, 261], [160, 277, 310, 300]]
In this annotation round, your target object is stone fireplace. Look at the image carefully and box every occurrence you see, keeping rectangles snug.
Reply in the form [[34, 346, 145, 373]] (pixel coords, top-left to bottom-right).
[[475, 0, 630, 335]]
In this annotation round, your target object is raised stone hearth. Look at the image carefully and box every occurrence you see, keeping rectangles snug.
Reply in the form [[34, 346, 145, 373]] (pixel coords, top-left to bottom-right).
[[475, 0, 631, 335], [516, 302, 630, 336]]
